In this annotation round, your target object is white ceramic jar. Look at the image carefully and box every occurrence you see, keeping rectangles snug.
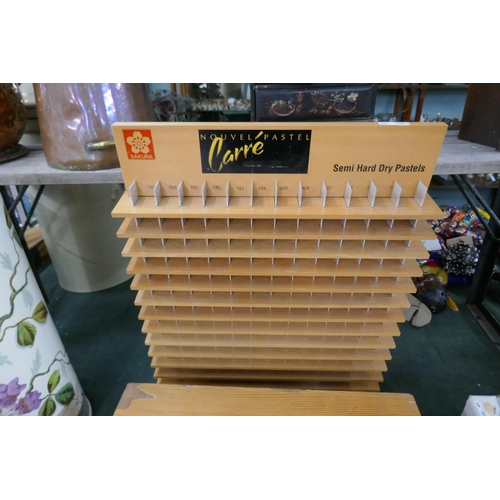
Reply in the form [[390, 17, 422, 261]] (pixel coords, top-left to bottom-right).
[[0, 201, 89, 416]]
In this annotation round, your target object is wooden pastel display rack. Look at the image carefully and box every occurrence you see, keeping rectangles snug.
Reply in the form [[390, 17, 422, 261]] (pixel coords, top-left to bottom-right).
[[112, 122, 447, 392]]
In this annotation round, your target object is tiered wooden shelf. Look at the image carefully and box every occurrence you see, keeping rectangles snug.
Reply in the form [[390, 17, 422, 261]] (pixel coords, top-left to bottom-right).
[[111, 122, 447, 391]]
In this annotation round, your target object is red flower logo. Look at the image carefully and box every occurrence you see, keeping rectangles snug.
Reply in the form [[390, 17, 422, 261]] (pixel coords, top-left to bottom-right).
[[123, 130, 155, 160]]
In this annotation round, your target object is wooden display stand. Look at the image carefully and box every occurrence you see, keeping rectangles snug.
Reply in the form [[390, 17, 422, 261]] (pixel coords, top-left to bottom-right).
[[111, 122, 447, 392]]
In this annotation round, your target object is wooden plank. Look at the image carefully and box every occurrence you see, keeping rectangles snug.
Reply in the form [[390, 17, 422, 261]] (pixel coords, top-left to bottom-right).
[[156, 378, 380, 392], [126, 256, 423, 278], [132, 274, 416, 294], [144, 332, 397, 349], [157, 379, 381, 391], [117, 217, 436, 241], [111, 121, 446, 199], [150, 356, 388, 372], [112, 191, 443, 220], [154, 379, 381, 392], [142, 320, 401, 337], [24, 225, 44, 249], [114, 383, 421, 415], [139, 305, 406, 323], [149, 345, 392, 361], [122, 237, 430, 260], [135, 290, 410, 309], [153, 367, 384, 382]]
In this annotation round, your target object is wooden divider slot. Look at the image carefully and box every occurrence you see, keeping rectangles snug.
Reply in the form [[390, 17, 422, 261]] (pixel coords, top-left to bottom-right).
[[126, 256, 423, 278], [131, 274, 416, 294], [122, 238, 430, 260], [143, 332, 397, 349], [139, 305, 406, 323], [142, 320, 401, 336], [117, 217, 437, 241]]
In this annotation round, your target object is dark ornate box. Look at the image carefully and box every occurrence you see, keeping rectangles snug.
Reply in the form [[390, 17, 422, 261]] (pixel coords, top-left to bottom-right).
[[251, 84, 377, 122]]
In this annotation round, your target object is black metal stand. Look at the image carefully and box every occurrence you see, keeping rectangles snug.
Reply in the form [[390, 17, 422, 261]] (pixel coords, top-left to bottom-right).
[[0, 185, 49, 304], [451, 174, 500, 344]]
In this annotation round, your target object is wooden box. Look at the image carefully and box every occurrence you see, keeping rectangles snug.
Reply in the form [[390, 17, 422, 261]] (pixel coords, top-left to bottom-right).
[[251, 84, 377, 122]]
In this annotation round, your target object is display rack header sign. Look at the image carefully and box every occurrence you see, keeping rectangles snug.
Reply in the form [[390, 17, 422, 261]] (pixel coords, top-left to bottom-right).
[[112, 122, 447, 198]]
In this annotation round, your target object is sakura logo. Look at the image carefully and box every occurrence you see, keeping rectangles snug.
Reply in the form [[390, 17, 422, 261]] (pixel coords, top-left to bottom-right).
[[123, 129, 155, 160], [126, 131, 151, 154]]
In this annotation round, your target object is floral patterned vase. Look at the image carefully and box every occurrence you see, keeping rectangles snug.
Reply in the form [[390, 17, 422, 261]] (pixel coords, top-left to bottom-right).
[[0, 201, 89, 416]]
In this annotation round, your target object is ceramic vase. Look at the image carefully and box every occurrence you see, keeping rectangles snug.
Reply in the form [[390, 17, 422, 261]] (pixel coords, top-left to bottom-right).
[[0, 201, 88, 416], [0, 83, 28, 161]]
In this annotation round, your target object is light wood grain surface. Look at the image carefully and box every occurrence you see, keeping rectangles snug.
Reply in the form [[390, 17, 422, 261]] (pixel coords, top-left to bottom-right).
[[134, 289, 410, 309], [153, 368, 385, 382], [142, 320, 401, 337], [132, 274, 416, 294], [113, 383, 421, 415], [126, 256, 423, 278], [149, 345, 392, 361], [151, 356, 388, 371], [122, 237, 430, 260], [112, 122, 446, 198], [139, 305, 406, 323], [144, 331, 397, 349], [112, 191, 443, 220], [117, 217, 436, 241], [161, 380, 384, 391]]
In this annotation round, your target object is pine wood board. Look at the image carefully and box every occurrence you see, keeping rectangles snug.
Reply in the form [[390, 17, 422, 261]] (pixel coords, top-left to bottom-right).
[[142, 320, 401, 337], [135, 290, 410, 309], [126, 256, 423, 278], [24, 225, 44, 249], [153, 367, 384, 382], [150, 356, 388, 372], [144, 332, 396, 349], [114, 383, 422, 415], [154, 379, 381, 392], [114, 383, 421, 415], [112, 191, 443, 220], [139, 305, 406, 323], [132, 274, 415, 294], [149, 345, 392, 361], [122, 237, 430, 260], [117, 217, 436, 241]]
